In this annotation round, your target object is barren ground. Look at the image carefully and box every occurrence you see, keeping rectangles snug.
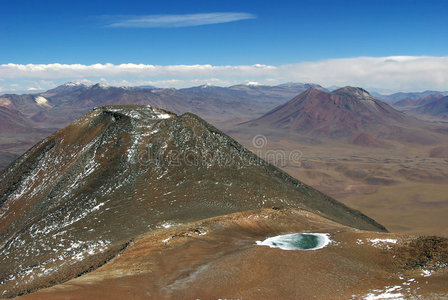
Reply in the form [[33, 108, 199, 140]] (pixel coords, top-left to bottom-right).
[[231, 134, 448, 237], [15, 208, 448, 299]]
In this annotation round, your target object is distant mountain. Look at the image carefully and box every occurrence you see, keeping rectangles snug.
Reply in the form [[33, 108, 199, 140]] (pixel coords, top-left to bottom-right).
[[0, 105, 35, 133], [393, 93, 445, 108], [368, 91, 387, 100], [0, 93, 51, 118], [3, 82, 447, 171], [0, 105, 385, 297], [235, 87, 442, 145], [137, 84, 157, 89], [45, 81, 91, 94], [388, 94, 448, 122], [0, 82, 325, 170], [273, 82, 326, 90], [0, 94, 57, 133], [383, 90, 448, 102], [412, 96, 448, 120], [3, 81, 326, 128], [326, 85, 341, 92]]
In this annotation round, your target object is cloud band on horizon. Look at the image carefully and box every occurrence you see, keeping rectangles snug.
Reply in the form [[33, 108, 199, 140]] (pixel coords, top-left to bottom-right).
[[1, 56, 448, 93], [104, 12, 256, 28]]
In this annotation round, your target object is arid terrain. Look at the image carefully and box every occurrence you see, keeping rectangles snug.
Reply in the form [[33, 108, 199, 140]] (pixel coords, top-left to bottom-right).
[[233, 137, 448, 238], [0, 105, 385, 298], [1, 83, 448, 241], [0, 104, 447, 299], [13, 208, 448, 299], [0, 82, 321, 170], [3, 1, 447, 298], [231, 87, 448, 238]]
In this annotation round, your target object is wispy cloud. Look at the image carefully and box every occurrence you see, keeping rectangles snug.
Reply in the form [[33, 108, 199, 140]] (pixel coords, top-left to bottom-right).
[[105, 12, 256, 28], [1, 56, 448, 92]]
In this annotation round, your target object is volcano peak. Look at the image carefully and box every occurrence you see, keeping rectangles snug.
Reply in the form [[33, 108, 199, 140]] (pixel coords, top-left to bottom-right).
[[332, 86, 376, 101]]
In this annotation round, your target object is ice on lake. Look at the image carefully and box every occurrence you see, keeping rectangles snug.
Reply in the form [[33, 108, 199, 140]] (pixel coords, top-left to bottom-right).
[[256, 233, 331, 250]]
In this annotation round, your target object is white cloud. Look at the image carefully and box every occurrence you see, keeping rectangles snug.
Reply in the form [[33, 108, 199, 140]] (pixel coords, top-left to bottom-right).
[[1, 56, 448, 92], [105, 13, 256, 28], [280, 56, 448, 92], [0, 63, 275, 79]]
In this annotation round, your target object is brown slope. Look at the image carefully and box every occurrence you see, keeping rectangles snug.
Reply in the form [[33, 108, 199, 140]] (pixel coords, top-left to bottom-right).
[[15, 208, 448, 300], [236, 87, 441, 145], [351, 132, 386, 147], [0, 95, 57, 170], [0, 94, 49, 117], [0, 106, 35, 134], [0, 105, 385, 298], [393, 93, 444, 109], [412, 96, 448, 120], [429, 146, 448, 158], [29, 110, 69, 125]]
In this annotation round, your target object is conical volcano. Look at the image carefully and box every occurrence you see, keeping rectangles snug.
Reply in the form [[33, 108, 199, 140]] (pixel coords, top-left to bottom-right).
[[237, 87, 439, 145]]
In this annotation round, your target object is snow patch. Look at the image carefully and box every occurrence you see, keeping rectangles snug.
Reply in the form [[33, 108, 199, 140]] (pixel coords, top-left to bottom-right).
[[63, 82, 85, 87], [156, 113, 172, 119], [158, 221, 179, 229], [91, 202, 105, 211], [0, 98, 11, 106], [363, 286, 405, 299], [35, 96, 51, 107], [367, 238, 398, 249]]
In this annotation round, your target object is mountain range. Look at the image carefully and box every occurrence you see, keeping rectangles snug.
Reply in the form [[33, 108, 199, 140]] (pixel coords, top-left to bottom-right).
[[0, 105, 448, 299], [1, 105, 447, 299], [381, 90, 448, 102], [0, 82, 324, 170], [234, 86, 448, 146], [391, 94, 448, 122], [412, 96, 448, 120], [0, 105, 387, 298]]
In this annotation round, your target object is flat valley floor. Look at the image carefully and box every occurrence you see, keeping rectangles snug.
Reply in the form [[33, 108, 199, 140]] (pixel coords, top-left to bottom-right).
[[233, 134, 448, 237]]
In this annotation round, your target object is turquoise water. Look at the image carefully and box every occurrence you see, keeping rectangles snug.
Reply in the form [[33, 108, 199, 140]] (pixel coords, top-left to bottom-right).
[[256, 233, 331, 250]]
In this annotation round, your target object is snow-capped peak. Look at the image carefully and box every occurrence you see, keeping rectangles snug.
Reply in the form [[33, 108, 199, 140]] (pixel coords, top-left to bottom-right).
[[200, 83, 213, 89], [92, 83, 110, 89], [62, 82, 86, 87], [245, 81, 260, 86]]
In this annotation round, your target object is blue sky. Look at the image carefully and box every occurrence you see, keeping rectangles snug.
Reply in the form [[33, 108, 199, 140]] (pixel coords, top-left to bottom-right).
[[1, 0, 447, 92]]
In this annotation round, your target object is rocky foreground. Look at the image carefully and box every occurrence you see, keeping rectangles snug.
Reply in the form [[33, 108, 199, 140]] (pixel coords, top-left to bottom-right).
[[1, 105, 447, 299], [14, 208, 448, 299]]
